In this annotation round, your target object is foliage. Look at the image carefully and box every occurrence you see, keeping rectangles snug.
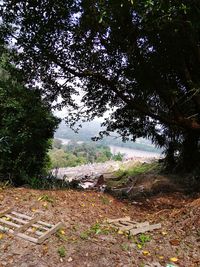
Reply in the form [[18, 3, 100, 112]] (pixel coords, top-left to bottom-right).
[[0, 51, 60, 185], [80, 222, 112, 240], [1, 0, 200, 172], [49, 140, 113, 168], [114, 162, 158, 179], [55, 121, 162, 153], [57, 246, 66, 258], [112, 152, 124, 162], [137, 234, 151, 247]]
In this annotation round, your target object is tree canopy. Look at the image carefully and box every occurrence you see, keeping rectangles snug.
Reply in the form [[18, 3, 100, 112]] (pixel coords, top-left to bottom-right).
[[1, 0, 200, 172], [0, 51, 60, 185]]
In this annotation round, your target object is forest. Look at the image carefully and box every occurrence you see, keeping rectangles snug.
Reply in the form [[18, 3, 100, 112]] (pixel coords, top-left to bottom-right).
[[49, 139, 123, 168]]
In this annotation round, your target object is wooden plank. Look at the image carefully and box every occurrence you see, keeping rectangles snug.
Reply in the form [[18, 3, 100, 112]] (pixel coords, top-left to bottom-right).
[[129, 223, 161, 236], [110, 221, 149, 231], [0, 218, 19, 228], [37, 222, 64, 244], [5, 214, 48, 232], [0, 208, 13, 217], [0, 225, 14, 234], [111, 222, 125, 228], [11, 211, 52, 228], [0, 218, 43, 237], [118, 222, 150, 232], [6, 214, 29, 224], [117, 225, 134, 231], [118, 220, 136, 226], [107, 216, 131, 223], [1, 210, 63, 243], [16, 232, 38, 243], [14, 216, 40, 234]]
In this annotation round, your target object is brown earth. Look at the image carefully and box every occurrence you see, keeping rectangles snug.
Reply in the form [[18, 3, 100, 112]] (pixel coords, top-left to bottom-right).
[[0, 185, 199, 267]]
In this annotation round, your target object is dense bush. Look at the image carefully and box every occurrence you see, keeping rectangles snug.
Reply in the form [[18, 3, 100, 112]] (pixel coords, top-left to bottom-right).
[[0, 54, 60, 185]]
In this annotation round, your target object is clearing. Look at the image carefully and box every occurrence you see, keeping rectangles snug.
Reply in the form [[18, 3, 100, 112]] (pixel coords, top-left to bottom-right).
[[0, 170, 199, 267]]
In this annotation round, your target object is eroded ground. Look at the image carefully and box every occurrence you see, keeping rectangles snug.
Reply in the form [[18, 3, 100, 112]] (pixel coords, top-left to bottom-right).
[[0, 187, 199, 267]]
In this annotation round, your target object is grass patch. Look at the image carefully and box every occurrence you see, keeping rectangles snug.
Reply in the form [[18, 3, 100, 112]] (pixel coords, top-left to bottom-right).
[[107, 162, 159, 188], [80, 223, 113, 240], [115, 162, 158, 177]]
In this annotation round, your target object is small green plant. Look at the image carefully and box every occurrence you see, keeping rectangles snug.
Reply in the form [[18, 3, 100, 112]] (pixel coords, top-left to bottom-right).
[[90, 223, 102, 234], [80, 231, 90, 240], [80, 223, 112, 240], [121, 243, 130, 251], [57, 246, 66, 257], [137, 233, 151, 247], [38, 194, 54, 203]]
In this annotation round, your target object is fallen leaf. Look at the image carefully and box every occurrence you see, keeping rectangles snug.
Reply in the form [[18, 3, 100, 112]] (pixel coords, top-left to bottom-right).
[[60, 230, 65, 235], [162, 231, 168, 235], [169, 239, 180, 246], [158, 255, 164, 259], [142, 250, 150, 256], [169, 257, 178, 262], [31, 208, 37, 212]]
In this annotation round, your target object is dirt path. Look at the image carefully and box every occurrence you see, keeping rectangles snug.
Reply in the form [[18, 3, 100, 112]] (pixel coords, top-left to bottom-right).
[[0, 188, 199, 267]]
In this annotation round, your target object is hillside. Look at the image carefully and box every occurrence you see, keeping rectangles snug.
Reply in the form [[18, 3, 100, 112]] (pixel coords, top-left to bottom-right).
[[0, 189, 199, 267], [0, 164, 199, 267]]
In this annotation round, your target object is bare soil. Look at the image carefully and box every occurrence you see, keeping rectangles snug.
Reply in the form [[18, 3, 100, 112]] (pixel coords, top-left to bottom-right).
[[0, 183, 199, 267]]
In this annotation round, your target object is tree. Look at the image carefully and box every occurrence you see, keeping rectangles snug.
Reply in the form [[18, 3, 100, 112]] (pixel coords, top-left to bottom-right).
[[1, 0, 200, 172], [0, 51, 60, 185]]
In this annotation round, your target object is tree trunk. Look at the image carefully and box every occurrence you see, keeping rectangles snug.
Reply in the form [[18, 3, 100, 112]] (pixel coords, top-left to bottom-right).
[[180, 132, 200, 172]]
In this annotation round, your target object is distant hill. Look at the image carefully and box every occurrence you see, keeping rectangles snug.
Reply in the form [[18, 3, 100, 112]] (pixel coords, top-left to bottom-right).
[[55, 120, 162, 153]]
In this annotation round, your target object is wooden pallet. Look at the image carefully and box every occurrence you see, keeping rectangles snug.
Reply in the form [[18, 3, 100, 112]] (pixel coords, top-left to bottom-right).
[[0, 208, 64, 244], [106, 216, 161, 235]]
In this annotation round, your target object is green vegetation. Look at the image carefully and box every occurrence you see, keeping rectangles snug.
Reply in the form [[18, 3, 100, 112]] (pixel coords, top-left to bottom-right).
[[55, 122, 161, 154], [49, 139, 119, 168], [0, 51, 59, 185], [107, 162, 159, 188], [137, 234, 151, 248], [114, 162, 159, 179], [57, 246, 66, 258], [80, 223, 112, 240], [37, 194, 54, 203], [2, 0, 200, 175]]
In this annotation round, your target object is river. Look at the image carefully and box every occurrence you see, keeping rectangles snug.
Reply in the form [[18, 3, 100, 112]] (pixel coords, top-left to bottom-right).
[[57, 138, 161, 159]]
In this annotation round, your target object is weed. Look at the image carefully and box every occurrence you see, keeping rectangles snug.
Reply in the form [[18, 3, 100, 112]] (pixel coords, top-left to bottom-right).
[[57, 246, 66, 257], [80, 223, 113, 240], [100, 195, 110, 205], [38, 194, 54, 203], [80, 231, 90, 240], [90, 223, 102, 234], [121, 243, 130, 251], [136, 233, 151, 248]]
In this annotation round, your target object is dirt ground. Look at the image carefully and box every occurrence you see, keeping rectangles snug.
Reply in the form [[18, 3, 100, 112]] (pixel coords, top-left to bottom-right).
[[0, 186, 199, 267]]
